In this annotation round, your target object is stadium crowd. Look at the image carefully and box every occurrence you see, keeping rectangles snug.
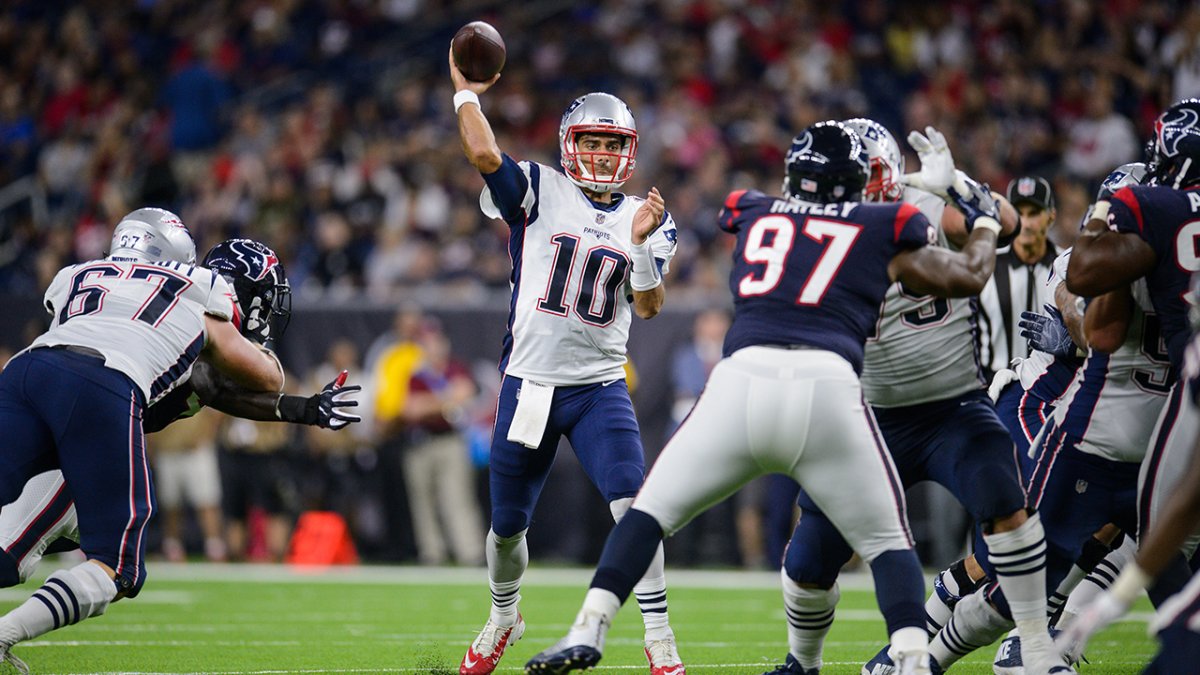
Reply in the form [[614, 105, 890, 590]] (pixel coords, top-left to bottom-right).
[[1, 0, 1199, 567]]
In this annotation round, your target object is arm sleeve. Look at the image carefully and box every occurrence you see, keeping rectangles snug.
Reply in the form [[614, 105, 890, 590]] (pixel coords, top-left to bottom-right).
[[649, 211, 679, 277], [717, 189, 758, 233], [1109, 188, 1144, 236], [894, 204, 934, 250], [479, 155, 534, 226], [143, 383, 201, 433]]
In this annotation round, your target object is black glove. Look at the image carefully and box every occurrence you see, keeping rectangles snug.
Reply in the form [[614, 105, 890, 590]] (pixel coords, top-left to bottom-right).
[[947, 176, 1001, 233], [276, 370, 362, 429], [1019, 305, 1078, 358]]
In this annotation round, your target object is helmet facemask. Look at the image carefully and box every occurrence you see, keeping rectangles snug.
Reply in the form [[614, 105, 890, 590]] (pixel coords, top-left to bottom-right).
[[843, 118, 904, 202], [558, 92, 639, 193]]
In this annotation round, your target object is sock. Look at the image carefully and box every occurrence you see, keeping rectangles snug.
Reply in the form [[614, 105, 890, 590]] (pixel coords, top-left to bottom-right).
[[1049, 535, 1111, 621], [781, 570, 840, 671], [0, 561, 116, 647], [984, 513, 1059, 670], [929, 588, 1012, 668], [1059, 535, 1136, 630], [590, 509, 664, 606], [567, 588, 620, 650], [868, 549, 926, 636], [612, 498, 672, 641], [486, 528, 527, 625], [925, 558, 983, 636]]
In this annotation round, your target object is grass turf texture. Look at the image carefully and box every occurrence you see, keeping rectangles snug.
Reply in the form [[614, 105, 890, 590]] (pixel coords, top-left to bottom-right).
[[0, 563, 1156, 674]]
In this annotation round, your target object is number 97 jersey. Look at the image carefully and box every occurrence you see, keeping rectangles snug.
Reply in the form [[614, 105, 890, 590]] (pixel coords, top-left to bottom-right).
[[27, 260, 236, 404], [718, 189, 934, 373]]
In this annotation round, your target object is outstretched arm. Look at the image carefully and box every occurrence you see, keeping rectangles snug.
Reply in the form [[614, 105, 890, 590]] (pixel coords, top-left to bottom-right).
[[450, 47, 502, 173], [889, 226, 998, 297], [191, 360, 361, 429], [1066, 213, 1155, 297], [202, 315, 284, 393]]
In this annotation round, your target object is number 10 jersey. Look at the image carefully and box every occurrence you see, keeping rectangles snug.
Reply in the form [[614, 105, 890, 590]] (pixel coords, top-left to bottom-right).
[[480, 158, 677, 386]]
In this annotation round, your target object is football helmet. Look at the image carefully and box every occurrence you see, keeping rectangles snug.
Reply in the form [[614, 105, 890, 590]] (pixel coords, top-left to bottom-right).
[[107, 207, 197, 265], [1149, 98, 1200, 189], [202, 238, 292, 347], [783, 121, 870, 204], [558, 92, 638, 193], [843, 118, 904, 202], [1097, 162, 1147, 200]]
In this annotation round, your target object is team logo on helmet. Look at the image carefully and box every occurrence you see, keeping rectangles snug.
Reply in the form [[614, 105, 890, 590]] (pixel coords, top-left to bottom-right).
[[1157, 106, 1200, 156], [210, 239, 279, 282]]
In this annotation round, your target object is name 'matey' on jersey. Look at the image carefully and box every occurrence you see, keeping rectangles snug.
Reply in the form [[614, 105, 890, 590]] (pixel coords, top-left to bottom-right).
[[480, 156, 677, 386], [862, 187, 985, 407], [26, 260, 236, 405], [717, 189, 933, 373], [1109, 184, 1200, 372]]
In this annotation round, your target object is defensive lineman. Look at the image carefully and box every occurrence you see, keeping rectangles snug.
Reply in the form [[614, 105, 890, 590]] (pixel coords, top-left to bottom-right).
[[450, 47, 684, 675], [524, 120, 1011, 675]]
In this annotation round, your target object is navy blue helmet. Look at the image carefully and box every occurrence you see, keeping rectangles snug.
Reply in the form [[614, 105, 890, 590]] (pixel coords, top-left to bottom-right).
[[783, 121, 870, 204], [1150, 99, 1200, 189], [203, 238, 292, 348]]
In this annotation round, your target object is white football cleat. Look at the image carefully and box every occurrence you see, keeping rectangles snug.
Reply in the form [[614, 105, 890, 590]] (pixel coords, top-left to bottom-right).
[[645, 633, 686, 675]]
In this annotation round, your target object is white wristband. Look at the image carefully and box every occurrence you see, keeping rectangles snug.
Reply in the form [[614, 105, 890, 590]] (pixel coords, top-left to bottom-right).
[[971, 216, 1002, 236], [453, 89, 480, 113], [1090, 200, 1111, 225], [628, 239, 661, 292]]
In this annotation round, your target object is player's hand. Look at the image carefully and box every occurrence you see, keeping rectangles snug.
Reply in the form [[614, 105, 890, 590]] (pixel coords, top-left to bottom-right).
[[1020, 305, 1078, 358], [947, 175, 1001, 234], [276, 370, 362, 429], [632, 187, 665, 245], [901, 126, 959, 197], [1055, 590, 1129, 664], [448, 45, 500, 95]]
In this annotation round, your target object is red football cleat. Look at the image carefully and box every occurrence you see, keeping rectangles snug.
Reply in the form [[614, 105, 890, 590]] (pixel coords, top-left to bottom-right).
[[460, 613, 525, 675]]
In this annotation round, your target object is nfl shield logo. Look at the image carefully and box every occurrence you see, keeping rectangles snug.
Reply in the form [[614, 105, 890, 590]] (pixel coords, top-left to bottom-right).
[[1018, 177, 1037, 197], [595, 213, 606, 224], [1075, 479, 1088, 494]]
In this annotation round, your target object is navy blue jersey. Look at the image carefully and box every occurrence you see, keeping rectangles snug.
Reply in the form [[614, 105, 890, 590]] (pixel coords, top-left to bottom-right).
[[718, 190, 933, 372], [1109, 185, 1200, 370]]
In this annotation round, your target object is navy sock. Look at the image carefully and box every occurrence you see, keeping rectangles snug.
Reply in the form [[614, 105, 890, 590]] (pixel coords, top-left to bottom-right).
[[590, 509, 664, 605], [870, 549, 926, 635]]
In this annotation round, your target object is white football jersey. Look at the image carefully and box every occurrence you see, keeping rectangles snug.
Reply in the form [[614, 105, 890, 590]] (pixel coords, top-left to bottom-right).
[[481, 162, 677, 385], [27, 259, 236, 404], [1051, 281, 1173, 462], [862, 187, 984, 407]]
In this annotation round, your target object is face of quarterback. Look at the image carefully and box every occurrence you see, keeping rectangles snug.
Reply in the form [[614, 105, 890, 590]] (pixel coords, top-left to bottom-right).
[[575, 132, 625, 178]]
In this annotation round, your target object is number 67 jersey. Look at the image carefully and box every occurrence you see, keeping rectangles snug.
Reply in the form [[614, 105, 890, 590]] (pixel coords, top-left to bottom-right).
[[25, 260, 236, 404], [718, 189, 934, 372]]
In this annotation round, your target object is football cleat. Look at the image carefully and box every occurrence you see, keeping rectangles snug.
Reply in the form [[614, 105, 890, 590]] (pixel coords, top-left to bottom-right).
[[0, 645, 29, 675], [525, 608, 609, 675], [645, 635, 686, 675], [461, 613, 525, 675], [862, 646, 943, 675], [992, 629, 1023, 675], [761, 653, 818, 675]]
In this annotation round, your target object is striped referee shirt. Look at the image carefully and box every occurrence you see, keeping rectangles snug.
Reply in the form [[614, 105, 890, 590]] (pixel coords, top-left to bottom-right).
[[977, 244, 1058, 378]]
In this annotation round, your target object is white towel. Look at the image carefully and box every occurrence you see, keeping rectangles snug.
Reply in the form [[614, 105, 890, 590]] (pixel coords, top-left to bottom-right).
[[507, 380, 555, 448]]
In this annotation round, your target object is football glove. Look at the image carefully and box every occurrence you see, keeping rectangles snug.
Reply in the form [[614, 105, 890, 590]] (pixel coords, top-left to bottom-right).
[[275, 370, 362, 430], [947, 175, 1002, 235], [1054, 590, 1128, 665], [901, 126, 959, 197], [1019, 305, 1078, 358]]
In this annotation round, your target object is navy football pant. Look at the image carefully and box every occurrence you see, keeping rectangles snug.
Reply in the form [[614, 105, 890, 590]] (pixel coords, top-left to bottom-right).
[[489, 375, 645, 537], [0, 349, 152, 595]]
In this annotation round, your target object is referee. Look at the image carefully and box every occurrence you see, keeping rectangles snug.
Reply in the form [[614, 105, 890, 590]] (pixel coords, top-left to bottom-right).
[[978, 175, 1058, 380]]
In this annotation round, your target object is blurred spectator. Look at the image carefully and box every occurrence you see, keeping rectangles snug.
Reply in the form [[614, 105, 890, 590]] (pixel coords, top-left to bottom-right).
[[1062, 76, 1140, 186], [148, 408, 226, 562], [401, 319, 485, 566]]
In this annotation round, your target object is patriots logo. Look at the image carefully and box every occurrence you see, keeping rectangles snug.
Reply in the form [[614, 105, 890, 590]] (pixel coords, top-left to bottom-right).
[[229, 240, 278, 281]]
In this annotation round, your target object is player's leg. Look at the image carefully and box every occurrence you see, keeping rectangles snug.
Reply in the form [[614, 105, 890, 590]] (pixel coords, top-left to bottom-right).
[[795, 369, 927, 673], [992, 380, 1041, 486], [0, 471, 78, 587], [463, 375, 562, 675], [1139, 383, 1200, 603], [527, 354, 763, 674], [768, 490, 853, 674], [566, 379, 681, 670]]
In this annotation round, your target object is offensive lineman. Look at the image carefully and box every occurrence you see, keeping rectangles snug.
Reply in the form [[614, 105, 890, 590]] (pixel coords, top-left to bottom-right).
[[523, 120, 1011, 675], [0, 209, 284, 671], [450, 48, 684, 675]]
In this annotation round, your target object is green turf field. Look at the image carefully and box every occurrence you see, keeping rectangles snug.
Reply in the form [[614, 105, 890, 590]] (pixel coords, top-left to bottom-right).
[[0, 562, 1157, 674]]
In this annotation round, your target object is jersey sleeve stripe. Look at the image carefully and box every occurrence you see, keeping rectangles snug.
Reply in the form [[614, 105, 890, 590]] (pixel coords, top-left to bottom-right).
[[893, 203, 920, 244], [1113, 187, 1144, 234], [718, 189, 748, 232]]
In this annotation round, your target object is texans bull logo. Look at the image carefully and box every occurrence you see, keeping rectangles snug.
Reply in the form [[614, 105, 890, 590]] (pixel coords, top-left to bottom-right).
[[1156, 106, 1200, 157], [226, 239, 279, 282]]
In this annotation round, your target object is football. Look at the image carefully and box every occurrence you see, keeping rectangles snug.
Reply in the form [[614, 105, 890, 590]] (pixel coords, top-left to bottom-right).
[[451, 21, 506, 82]]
